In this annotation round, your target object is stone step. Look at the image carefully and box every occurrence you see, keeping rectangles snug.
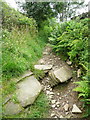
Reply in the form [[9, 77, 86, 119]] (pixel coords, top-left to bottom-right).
[[49, 66, 72, 87], [34, 65, 53, 73], [16, 76, 42, 107]]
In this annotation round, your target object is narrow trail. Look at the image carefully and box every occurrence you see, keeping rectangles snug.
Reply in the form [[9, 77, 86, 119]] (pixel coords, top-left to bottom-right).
[[39, 44, 84, 118]]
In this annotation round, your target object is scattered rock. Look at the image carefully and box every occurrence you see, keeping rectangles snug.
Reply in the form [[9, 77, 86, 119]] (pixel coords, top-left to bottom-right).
[[16, 76, 42, 107], [51, 113, 55, 117], [72, 104, 82, 113], [59, 97, 62, 100], [57, 93, 60, 95], [59, 115, 63, 118], [34, 65, 53, 72], [51, 100, 56, 104], [39, 59, 45, 64], [46, 90, 50, 94], [56, 101, 60, 105], [3, 101, 23, 115], [52, 104, 56, 108], [64, 104, 69, 111], [56, 104, 60, 107]]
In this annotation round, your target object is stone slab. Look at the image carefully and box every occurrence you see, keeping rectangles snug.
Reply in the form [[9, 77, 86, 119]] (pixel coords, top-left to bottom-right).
[[3, 101, 23, 115], [34, 65, 53, 71], [53, 66, 72, 83], [16, 76, 42, 107]]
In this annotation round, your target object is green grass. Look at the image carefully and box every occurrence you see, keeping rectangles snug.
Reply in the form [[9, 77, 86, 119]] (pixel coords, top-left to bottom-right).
[[2, 27, 46, 95]]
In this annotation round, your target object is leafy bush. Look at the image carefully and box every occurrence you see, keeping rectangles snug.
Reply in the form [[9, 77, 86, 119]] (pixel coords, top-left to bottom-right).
[[49, 18, 90, 116]]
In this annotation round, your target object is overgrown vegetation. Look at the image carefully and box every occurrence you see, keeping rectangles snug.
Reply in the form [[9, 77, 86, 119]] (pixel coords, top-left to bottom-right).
[[48, 18, 90, 117], [2, 1, 49, 118]]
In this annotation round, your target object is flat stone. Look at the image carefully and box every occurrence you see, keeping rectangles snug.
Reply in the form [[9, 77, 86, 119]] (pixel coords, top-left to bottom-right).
[[14, 71, 33, 83], [3, 101, 23, 115], [51, 113, 55, 117], [34, 65, 52, 71], [72, 104, 82, 113], [64, 104, 69, 111], [53, 66, 72, 83], [16, 76, 42, 107], [51, 100, 56, 104]]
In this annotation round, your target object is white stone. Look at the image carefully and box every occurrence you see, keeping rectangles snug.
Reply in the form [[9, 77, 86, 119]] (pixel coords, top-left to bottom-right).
[[57, 93, 60, 95], [52, 104, 56, 108], [16, 76, 42, 107], [64, 104, 69, 112], [34, 65, 52, 71], [59, 115, 63, 118], [56, 101, 60, 105], [51, 100, 56, 104], [51, 113, 55, 117], [56, 104, 60, 107], [46, 91, 50, 94], [72, 104, 82, 113]]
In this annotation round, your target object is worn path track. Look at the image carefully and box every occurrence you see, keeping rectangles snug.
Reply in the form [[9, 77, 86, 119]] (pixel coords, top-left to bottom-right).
[[39, 44, 83, 118]]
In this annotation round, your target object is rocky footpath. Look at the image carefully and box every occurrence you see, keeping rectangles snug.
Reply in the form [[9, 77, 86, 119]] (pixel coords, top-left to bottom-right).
[[3, 45, 84, 118]]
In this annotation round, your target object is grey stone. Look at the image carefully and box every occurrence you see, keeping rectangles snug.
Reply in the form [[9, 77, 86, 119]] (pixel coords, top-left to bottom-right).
[[51, 100, 56, 104], [16, 76, 42, 107], [34, 65, 52, 71], [49, 66, 72, 86], [3, 101, 23, 115], [64, 104, 69, 111], [72, 104, 82, 113]]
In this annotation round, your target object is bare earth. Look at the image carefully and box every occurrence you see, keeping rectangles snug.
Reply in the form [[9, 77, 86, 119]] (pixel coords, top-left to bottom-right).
[[39, 44, 84, 118]]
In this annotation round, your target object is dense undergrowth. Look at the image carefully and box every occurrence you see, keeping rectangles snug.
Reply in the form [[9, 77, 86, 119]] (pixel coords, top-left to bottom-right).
[[48, 18, 90, 117], [2, 1, 49, 118]]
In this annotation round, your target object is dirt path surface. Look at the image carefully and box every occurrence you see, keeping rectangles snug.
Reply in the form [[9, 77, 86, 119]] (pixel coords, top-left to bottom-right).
[[38, 44, 84, 118]]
